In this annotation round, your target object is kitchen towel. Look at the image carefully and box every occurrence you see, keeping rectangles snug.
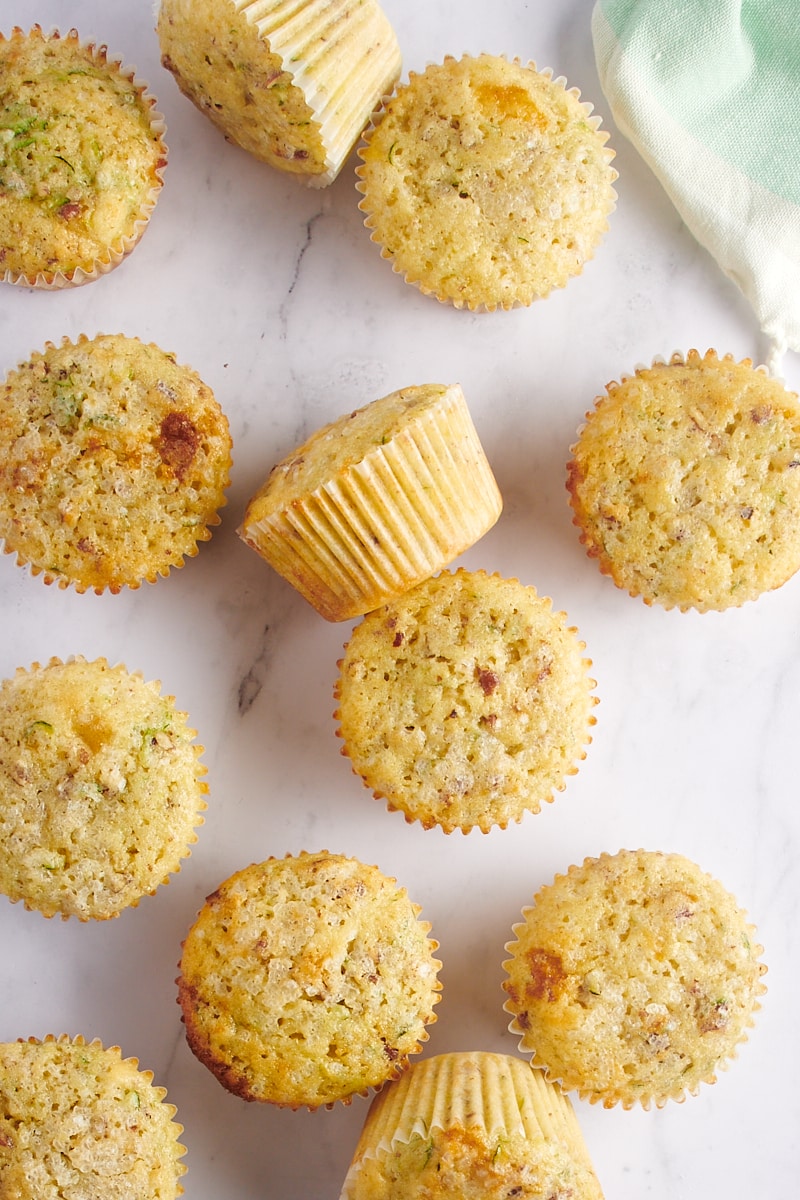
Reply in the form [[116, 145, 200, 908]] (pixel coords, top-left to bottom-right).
[[592, 0, 800, 372]]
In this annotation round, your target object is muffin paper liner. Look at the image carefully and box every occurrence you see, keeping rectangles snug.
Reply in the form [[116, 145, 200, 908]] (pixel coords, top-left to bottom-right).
[[340, 1051, 599, 1197], [177, 0, 402, 184], [240, 383, 502, 621], [233, 0, 401, 185]]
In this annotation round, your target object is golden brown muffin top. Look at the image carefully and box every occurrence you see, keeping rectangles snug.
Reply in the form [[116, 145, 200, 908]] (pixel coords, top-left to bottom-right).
[[567, 349, 800, 611], [357, 54, 616, 309], [0, 25, 166, 284], [336, 569, 597, 832], [0, 656, 206, 919], [503, 849, 766, 1108], [177, 851, 441, 1108], [0, 1036, 186, 1198], [0, 333, 231, 592]]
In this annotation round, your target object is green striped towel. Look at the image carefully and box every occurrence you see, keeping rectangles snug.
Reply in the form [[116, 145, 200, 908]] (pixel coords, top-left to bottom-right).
[[593, 0, 800, 371]]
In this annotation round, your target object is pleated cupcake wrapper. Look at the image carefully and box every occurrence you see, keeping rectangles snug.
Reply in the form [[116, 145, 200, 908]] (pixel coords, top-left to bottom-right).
[[239, 0, 400, 185], [0, 26, 167, 290], [356, 54, 617, 310], [341, 1051, 596, 1195], [244, 387, 502, 620]]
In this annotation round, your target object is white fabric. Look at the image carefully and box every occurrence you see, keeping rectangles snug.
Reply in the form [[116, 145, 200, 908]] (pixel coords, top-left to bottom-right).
[[593, 0, 800, 372]]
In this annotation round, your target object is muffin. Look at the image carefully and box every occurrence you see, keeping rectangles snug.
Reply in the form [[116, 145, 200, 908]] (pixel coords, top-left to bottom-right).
[[356, 53, 617, 310], [239, 383, 502, 621], [340, 1051, 604, 1200], [0, 656, 207, 920], [157, 0, 400, 186], [0, 1035, 186, 1198], [0, 333, 232, 592], [502, 849, 767, 1109], [566, 349, 800, 611], [335, 569, 597, 834], [177, 851, 442, 1109], [0, 26, 167, 288]]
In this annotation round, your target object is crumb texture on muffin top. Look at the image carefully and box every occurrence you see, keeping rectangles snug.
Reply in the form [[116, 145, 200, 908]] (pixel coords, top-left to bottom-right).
[[177, 851, 441, 1108], [0, 656, 206, 920], [0, 333, 231, 592], [567, 349, 800, 611], [0, 1035, 186, 1199], [502, 849, 766, 1108], [336, 569, 596, 832], [344, 1126, 603, 1200], [0, 26, 166, 284], [357, 53, 616, 309]]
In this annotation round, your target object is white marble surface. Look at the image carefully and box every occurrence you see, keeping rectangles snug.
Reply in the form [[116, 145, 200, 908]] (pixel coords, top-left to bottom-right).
[[1, 1, 798, 1196]]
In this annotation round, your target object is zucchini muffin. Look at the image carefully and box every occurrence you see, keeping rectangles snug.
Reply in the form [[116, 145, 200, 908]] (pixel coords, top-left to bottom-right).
[[356, 53, 617, 310], [177, 851, 441, 1109], [567, 349, 800, 611], [335, 569, 597, 834], [0, 26, 167, 288], [502, 849, 767, 1109], [0, 333, 232, 593], [0, 1035, 186, 1198], [0, 656, 207, 920], [157, 0, 400, 186], [239, 383, 502, 621], [340, 1051, 603, 1200]]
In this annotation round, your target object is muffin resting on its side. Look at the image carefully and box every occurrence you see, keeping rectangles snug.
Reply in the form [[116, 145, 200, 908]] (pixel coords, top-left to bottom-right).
[[0, 1036, 186, 1199], [502, 849, 767, 1108], [157, 0, 400, 186], [177, 851, 441, 1109], [335, 569, 597, 834], [0, 26, 167, 288], [357, 53, 616, 310], [340, 1051, 604, 1200], [567, 349, 800, 611], [239, 383, 502, 621], [0, 333, 232, 592], [0, 656, 207, 920]]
